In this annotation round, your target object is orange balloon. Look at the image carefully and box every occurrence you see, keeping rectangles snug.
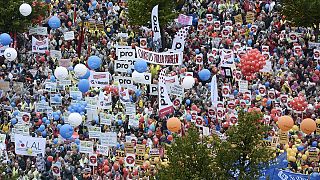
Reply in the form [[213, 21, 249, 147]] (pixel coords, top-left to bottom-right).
[[300, 118, 316, 134], [278, 116, 294, 131], [167, 117, 181, 133]]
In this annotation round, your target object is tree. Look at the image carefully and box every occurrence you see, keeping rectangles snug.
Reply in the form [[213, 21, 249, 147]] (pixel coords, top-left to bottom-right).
[[157, 126, 217, 180], [212, 111, 275, 179], [0, 0, 48, 33], [280, 0, 320, 41], [127, 0, 177, 27]]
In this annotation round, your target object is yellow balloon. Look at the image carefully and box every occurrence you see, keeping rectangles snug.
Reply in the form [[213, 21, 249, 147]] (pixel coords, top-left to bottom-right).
[[27, 148, 33, 155], [292, 147, 298, 153], [154, 157, 160, 164], [289, 156, 296, 162], [144, 154, 149, 160], [284, 144, 289, 150], [296, 139, 301, 143], [280, 150, 284, 153], [305, 151, 309, 156], [316, 119, 320, 124], [292, 125, 299, 131], [292, 135, 298, 139], [286, 148, 292, 153], [145, 160, 151, 167], [302, 154, 308, 160]]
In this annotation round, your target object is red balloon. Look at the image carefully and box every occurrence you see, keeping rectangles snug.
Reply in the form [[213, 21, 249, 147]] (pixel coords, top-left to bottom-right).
[[315, 69, 320, 75], [45, 50, 50, 56], [113, 162, 119, 170], [67, 21, 72, 27], [118, 157, 124, 165], [35, 119, 42, 126], [123, 168, 129, 175], [104, 165, 109, 172], [153, 138, 159, 144], [191, 105, 197, 110], [142, 139, 147, 144], [167, 135, 173, 141], [104, 159, 109, 166], [47, 156, 53, 162]]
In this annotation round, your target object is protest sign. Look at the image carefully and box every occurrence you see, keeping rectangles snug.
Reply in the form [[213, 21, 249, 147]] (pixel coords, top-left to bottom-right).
[[117, 49, 136, 60], [176, 14, 193, 26], [0, 81, 10, 91], [58, 59, 71, 68], [114, 76, 133, 88], [88, 126, 101, 139], [100, 113, 112, 126], [79, 141, 94, 154], [136, 46, 183, 65], [149, 84, 158, 95], [29, 27, 47, 35], [63, 31, 75, 40], [125, 153, 136, 167], [170, 84, 184, 97], [0, 134, 6, 150], [238, 80, 248, 92], [89, 154, 98, 166], [32, 36, 49, 53], [50, 50, 62, 60], [116, 150, 125, 161], [89, 72, 110, 88], [52, 163, 61, 176], [97, 145, 109, 156], [234, 14, 243, 24], [125, 103, 136, 115], [14, 134, 46, 156], [151, 5, 161, 46], [100, 132, 117, 147], [246, 12, 254, 24], [114, 60, 131, 73], [279, 130, 288, 144]]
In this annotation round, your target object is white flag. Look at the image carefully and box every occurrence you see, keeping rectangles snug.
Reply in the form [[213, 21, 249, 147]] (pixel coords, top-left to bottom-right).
[[151, 5, 162, 47], [171, 26, 190, 52], [158, 69, 174, 118], [211, 75, 218, 104]]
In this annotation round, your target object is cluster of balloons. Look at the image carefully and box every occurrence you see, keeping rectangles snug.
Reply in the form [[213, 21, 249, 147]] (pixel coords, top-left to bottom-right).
[[288, 95, 308, 112], [238, 49, 266, 80]]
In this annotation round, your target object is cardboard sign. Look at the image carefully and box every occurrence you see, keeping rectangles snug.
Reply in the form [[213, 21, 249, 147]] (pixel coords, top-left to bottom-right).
[[125, 103, 136, 115], [170, 84, 184, 97], [206, 14, 213, 24], [50, 50, 62, 60], [10, 125, 29, 142], [0, 81, 10, 91], [239, 80, 248, 92], [79, 141, 94, 154], [246, 12, 254, 24], [63, 31, 75, 40], [100, 132, 117, 147], [29, 27, 47, 36], [97, 145, 109, 156], [234, 14, 243, 24], [114, 60, 131, 73], [124, 142, 134, 154], [116, 150, 125, 161], [14, 134, 46, 156], [149, 149, 160, 164], [89, 154, 98, 166], [89, 72, 110, 88], [100, 113, 112, 126], [52, 163, 61, 176], [279, 130, 288, 145], [313, 49, 320, 59], [125, 153, 136, 167], [88, 126, 101, 139], [308, 147, 319, 162], [117, 49, 136, 60], [114, 76, 133, 88], [195, 54, 203, 64], [32, 36, 49, 53]]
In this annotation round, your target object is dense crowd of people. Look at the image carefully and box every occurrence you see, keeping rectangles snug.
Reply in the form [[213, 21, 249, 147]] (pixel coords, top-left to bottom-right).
[[0, 0, 320, 179]]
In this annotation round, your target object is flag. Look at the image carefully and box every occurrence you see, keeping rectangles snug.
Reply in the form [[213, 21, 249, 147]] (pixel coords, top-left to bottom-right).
[[118, 84, 130, 104], [158, 68, 174, 118], [211, 75, 218, 103], [151, 5, 162, 47]]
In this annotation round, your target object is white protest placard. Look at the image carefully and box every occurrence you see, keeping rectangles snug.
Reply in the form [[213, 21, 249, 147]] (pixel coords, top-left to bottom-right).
[[98, 92, 112, 110], [88, 126, 101, 139], [32, 36, 49, 53], [11, 125, 30, 142], [100, 132, 117, 147], [89, 72, 110, 88], [14, 134, 46, 156], [125, 103, 136, 115], [260, 60, 272, 73], [97, 145, 109, 156], [52, 163, 61, 176], [133, 73, 152, 85], [114, 76, 133, 88], [239, 80, 248, 92], [203, 127, 210, 136], [63, 31, 75, 40], [89, 154, 98, 166], [170, 84, 184, 97], [128, 115, 139, 128], [58, 59, 71, 68], [50, 50, 62, 60], [117, 49, 136, 60], [100, 113, 112, 126], [0, 134, 6, 150], [79, 141, 94, 154], [125, 153, 136, 167], [149, 84, 158, 95], [29, 27, 47, 36], [114, 60, 131, 73]]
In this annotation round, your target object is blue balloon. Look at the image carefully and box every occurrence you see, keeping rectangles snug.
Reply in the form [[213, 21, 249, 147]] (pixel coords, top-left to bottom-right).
[[317, 65, 320, 70], [108, 2, 113, 7], [54, 95, 61, 102], [13, 110, 19, 116], [135, 89, 141, 97], [86, 15, 90, 19], [78, 79, 90, 93], [297, 145, 304, 151], [57, 124, 61, 130], [186, 99, 191, 105], [267, 100, 272, 106], [50, 75, 56, 82], [75, 139, 80, 145], [11, 102, 16, 107], [195, 49, 200, 54], [247, 39, 253, 45], [265, 82, 270, 87], [134, 60, 148, 73], [53, 138, 58, 144], [48, 16, 61, 29], [39, 125, 45, 131], [54, 114, 60, 121], [42, 117, 48, 122], [198, 69, 211, 81], [92, 1, 97, 6], [45, 120, 51, 125], [249, 31, 254, 36], [117, 120, 123, 126], [234, 57, 240, 63], [265, 4, 270, 10], [247, 23, 252, 28], [59, 124, 74, 139], [56, 110, 61, 116], [186, 114, 192, 121], [41, 131, 47, 138], [255, 90, 259, 94], [149, 124, 155, 132], [11, 118, 17, 125], [116, 143, 121, 149], [312, 141, 318, 147], [68, 66, 74, 71], [234, 90, 239, 95], [88, 56, 102, 70], [94, 117, 99, 124], [0, 33, 12, 46], [80, 69, 90, 79]]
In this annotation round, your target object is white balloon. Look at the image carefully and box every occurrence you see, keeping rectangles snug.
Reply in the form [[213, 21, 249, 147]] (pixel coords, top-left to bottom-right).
[[54, 66, 69, 80], [4, 48, 17, 61], [132, 71, 145, 83], [182, 76, 195, 89], [68, 113, 83, 127], [74, 64, 88, 77], [19, 3, 32, 16]]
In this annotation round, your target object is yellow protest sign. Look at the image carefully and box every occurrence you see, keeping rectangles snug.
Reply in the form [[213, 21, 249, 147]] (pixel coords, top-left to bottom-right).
[[246, 12, 255, 24], [234, 14, 243, 24], [279, 130, 288, 145]]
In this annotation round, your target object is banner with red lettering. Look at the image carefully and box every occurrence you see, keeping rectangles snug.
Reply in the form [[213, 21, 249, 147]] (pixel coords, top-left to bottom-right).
[[136, 47, 183, 65]]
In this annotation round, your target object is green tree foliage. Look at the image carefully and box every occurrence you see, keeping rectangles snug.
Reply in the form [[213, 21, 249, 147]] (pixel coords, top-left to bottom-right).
[[127, 0, 178, 27], [157, 126, 217, 180], [0, 0, 48, 33], [212, 111, 275, 179], [158, 112, 275, 180], [280, 0, 320, 39]]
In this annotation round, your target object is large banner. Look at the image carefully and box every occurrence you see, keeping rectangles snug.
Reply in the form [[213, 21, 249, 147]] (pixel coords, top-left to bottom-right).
[[158, 69, 174, 118], [171, 26, 190, 52], [32, 36, 49, 53], [136, 46, 183, 65], [14, 134, 46, 156], [151, 5, 162, 47], [29, 27, 48, 36]]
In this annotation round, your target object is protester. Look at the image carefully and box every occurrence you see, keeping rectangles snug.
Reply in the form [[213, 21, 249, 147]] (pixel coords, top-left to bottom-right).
[[0, 0, 319, 179]]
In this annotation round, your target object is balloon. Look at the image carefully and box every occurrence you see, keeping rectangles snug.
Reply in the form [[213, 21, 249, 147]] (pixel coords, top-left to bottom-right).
[[79, 69, 90, 79], [68, 113, 83, 127], [195, 49, 200, 54], [74, 64, 88, 77], [53, 138, 58, 144], [310, 172, 320, 178], [78, 79, 90, 93], [0, 33, 12, 46], [277, 116, 294, 131], [4, 48, 17, 61], [300, 118, 316, 134], [167, 135, 173, 141], [48, 16, 61, 29], [297, 145, 304, 151], [108, 2, 113, 7], [134, 60, 148, 73], [198, 69, 211, 81], [312, 141, 318, 147], [186, 114, 192, 121], [54, 66, 68, 80], [302, 154, 308, 160], [11, 118, 17, 125], [167, 117, 181, 133], [19, 3, 32, 16], [113, 162, 119, 170], [186, 99, 191, 105], [41, 130, 47, 137], [182, 76, 195, 89], [92, 0, 97, 6], [88, 56, 102, 70], [47, 156, 53, 162], [59, 124, 74, 139]]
